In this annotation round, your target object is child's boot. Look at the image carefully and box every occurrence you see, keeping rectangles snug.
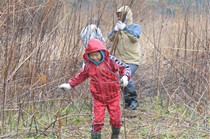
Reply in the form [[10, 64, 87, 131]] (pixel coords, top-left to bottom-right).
[[91, 131, 101, 139], [111, 126, 120, 139]]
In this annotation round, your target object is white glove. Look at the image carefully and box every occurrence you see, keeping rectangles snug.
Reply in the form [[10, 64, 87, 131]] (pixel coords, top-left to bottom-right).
[[114, 24, 119, 31], [120, 75, 128, 87], [58, 83, 71, 91], [82, 61, 85, 69], [117, 21, 126, 30]]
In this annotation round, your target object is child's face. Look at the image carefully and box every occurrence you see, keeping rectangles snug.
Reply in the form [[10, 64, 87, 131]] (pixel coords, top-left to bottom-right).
[[89, 51, 102, 62]]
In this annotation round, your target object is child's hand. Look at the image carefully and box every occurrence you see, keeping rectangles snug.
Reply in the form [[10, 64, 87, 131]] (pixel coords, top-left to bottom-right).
[[120, 75, 128, 87], [58, 83, 71, 91]]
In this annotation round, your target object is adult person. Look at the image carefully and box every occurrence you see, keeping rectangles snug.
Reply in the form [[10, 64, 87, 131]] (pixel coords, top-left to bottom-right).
[[80, 18, 105, 48], [108, 5, 142, 110], [80, 18, 105, 68]]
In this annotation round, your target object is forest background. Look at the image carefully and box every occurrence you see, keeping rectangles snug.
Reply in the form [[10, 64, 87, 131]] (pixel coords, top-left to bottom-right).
[[0, 0, 209, 138]]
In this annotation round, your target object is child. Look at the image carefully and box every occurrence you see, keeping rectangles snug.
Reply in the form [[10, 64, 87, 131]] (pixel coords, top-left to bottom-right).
[[59, 38, 131, 139]]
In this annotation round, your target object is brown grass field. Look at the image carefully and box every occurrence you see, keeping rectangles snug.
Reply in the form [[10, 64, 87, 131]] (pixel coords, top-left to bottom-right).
[[0, 0, 209, 138]]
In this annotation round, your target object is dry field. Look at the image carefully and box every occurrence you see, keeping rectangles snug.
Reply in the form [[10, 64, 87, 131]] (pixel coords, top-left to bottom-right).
[[0, 0, 209, 138]]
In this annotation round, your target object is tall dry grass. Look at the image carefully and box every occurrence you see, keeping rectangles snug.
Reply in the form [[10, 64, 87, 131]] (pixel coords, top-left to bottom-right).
[[0, 0, 209, 138]]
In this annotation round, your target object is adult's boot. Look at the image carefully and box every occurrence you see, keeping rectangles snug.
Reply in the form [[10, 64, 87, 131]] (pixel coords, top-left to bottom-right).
[[91, 131, 101, 139], [111, 126, 120, 139], [129, 100, 138, 110]]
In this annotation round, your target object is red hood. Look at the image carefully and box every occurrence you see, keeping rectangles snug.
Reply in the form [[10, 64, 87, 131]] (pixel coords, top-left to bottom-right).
[[83, 38, 109, 63]]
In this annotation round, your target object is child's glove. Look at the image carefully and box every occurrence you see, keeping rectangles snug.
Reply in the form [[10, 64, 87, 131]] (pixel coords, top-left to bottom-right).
[[120, 75, 128, 87], [58, 83, 71, 91], [82, 61, 86, 69], [117, 21, 126, 30]]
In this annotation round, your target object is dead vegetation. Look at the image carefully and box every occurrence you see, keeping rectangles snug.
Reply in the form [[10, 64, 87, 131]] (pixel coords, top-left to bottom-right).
[[0, 0, 209, 138]]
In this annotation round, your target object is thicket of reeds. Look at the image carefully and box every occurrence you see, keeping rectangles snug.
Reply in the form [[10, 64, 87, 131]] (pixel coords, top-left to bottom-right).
[[0, 0, 209, 138]]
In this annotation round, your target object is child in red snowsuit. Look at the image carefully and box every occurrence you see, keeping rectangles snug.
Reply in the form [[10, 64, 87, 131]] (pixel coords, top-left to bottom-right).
[[59, 38, 131, 139]]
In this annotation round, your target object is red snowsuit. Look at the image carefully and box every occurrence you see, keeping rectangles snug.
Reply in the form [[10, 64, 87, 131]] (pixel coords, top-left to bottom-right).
[[68, 38, 131, 132]]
